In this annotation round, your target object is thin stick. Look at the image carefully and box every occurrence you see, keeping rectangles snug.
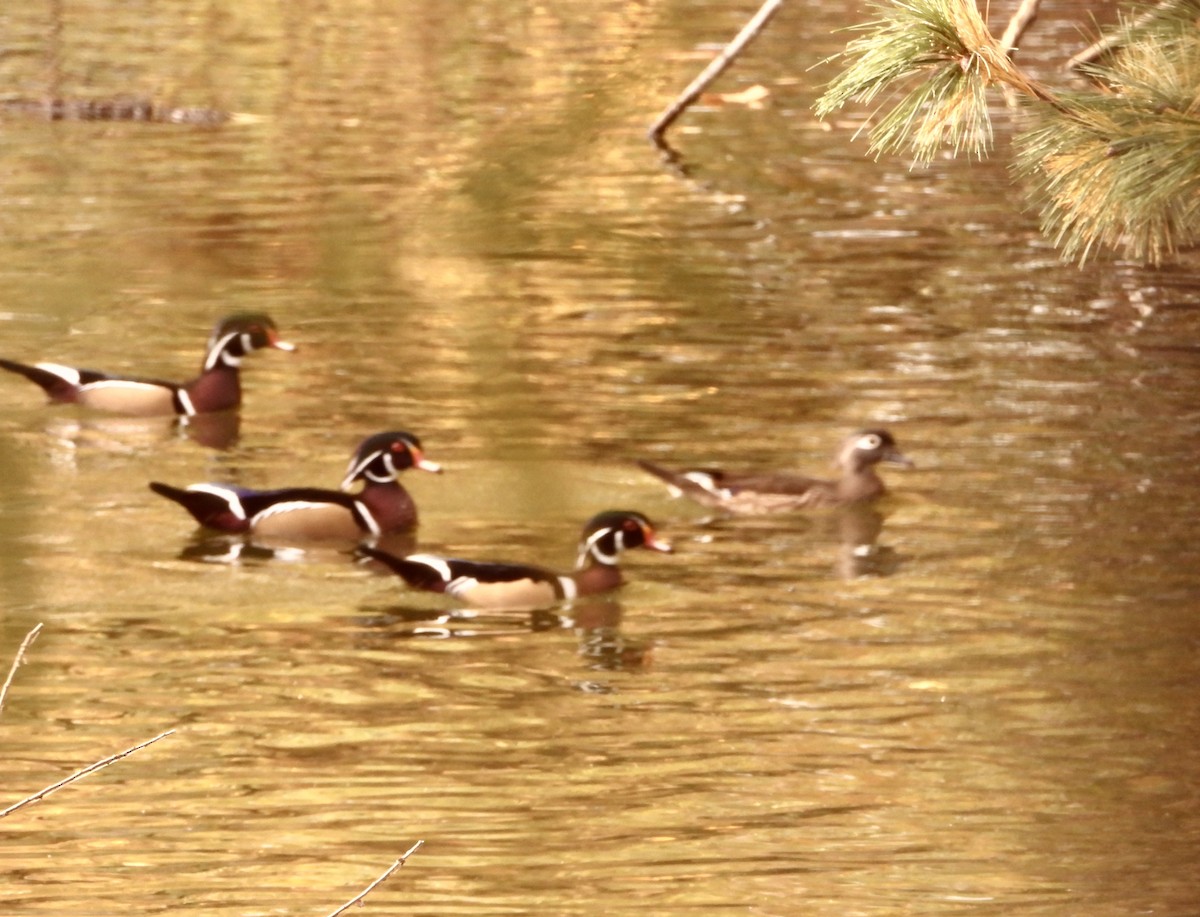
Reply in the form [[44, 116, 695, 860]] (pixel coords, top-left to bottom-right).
[[0, 729, 175, 818], [0, 622, 44, 714], [1066, 0, 1181, 71], [648, 0, 785, 147], [999, 0, 1042, 55], [323, 840, 425, 917]]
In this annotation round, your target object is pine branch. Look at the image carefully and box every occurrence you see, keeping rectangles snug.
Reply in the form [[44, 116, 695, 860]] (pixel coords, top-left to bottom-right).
[[815, 0, 1057, 162], [1067, 0, 1198, 71], [1018, 18, 1200, 264], [816, 0, 1200, 263]]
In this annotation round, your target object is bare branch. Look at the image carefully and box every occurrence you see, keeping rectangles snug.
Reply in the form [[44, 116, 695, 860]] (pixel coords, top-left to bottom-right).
[[323, 840, 425, 917], [1067, 0, 1184, 71], [0, 622, 44, 714], [0, 729, 175, 818], [999, 0, 1042, 56], [648, 0, 785, 148]]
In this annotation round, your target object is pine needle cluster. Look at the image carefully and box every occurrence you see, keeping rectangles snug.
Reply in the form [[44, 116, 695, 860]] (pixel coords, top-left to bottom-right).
[[814, 0, 1044, 161], [1018, 17, 1200, 264], [816, 0, 1200, 265]]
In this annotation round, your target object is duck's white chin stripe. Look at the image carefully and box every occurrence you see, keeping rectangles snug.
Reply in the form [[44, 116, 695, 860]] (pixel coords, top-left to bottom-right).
[[342, 449, 386, 489], [204, 332, 242, 371], [579, 527, 619, 567]]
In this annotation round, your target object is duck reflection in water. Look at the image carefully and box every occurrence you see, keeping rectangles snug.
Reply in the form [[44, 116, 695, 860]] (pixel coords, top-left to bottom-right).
[[37, 411, 240, 468], [177, 411, 241, 450], [351, 595, 653, 673], [569, 596, 654, 671], [832, 502, 901, 579], [177, 528, 418, 565], [350, 601, 566, 640], [675, 503, 901, 581]]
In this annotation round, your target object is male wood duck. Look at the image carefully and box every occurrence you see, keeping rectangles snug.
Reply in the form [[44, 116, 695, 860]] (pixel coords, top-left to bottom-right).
[[637, 429, 913, 514], [357, 510, 673, 610], [0, 313, 294, 416], [149, 431, 441, 540]]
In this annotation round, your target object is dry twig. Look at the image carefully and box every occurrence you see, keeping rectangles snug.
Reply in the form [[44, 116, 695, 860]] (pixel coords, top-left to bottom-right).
[[999, 0, 1043, 55], [323, 840, 425, 917], [648, 0, 785, 149], [1067, 0, 1184, 70], [0, 622, 44, 714], [0, 729, 175, 818]]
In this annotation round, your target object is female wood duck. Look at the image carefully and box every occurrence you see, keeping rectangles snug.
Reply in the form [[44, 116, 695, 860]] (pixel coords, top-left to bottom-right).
[[357, 510, 673, 610], [637, 429, 913, 514], [149, 431, 442, 540], [0, 313, 295, 416]]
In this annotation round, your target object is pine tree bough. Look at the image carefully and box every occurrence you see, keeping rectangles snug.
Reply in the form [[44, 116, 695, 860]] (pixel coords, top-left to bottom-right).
[[815, 0, 1200, 265]]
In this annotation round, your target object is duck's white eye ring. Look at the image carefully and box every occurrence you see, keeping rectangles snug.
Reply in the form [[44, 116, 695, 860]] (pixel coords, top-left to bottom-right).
[[857, 434, 883, 450]]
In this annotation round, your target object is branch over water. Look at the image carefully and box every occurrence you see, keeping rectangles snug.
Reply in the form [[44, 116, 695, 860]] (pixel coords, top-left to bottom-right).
[[323, 840, 426, 917], [0, 622, 43, 713], [0, 729, 176, 818]]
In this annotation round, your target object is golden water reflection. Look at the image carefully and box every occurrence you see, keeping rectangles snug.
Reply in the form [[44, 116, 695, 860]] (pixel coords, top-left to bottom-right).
[[2, 0, 1199, 915]]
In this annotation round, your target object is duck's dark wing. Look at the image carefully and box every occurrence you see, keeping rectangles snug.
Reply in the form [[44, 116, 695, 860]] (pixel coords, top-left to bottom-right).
[[0, 359, 111, 399], [235, 487, 358, 518], [360, 546, 553, 589], [358, 547, 572, 609], [149, 481, 250, 531], [712, 472, 826, 496], [636, 459, 731, 499]]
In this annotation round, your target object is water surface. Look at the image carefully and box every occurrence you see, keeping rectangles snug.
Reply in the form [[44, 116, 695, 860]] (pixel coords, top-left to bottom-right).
[[3, 1, 1199, 915]]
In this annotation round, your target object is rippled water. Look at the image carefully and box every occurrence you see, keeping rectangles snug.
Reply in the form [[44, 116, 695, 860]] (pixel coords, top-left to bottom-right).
[[3, 1, 1200, 915]]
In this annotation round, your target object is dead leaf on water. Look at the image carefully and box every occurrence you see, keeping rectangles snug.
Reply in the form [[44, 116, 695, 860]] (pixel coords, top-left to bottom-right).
[[702, 84, 770, 108]]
